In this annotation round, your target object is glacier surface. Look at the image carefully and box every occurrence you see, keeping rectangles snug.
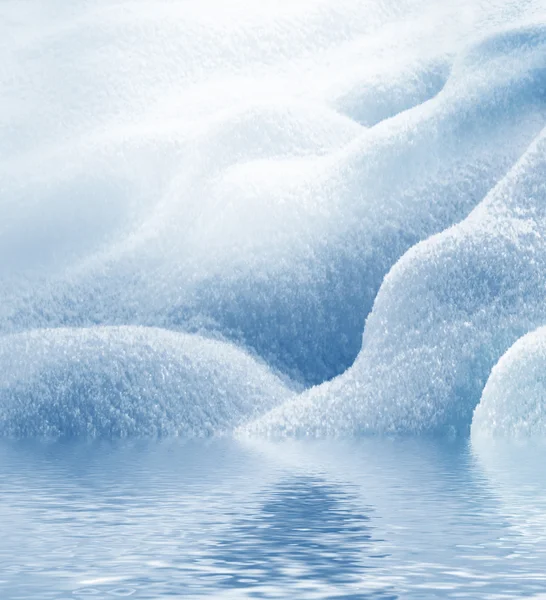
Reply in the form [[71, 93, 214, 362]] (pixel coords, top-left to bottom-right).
[[1, 0, 546, 437]]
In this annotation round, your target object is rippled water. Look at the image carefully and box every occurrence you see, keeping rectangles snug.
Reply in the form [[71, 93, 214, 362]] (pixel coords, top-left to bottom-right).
[[1, 437, 546, 599]]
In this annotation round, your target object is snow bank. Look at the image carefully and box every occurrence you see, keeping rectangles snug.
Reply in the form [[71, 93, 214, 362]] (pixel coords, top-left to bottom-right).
[[0, 327, 292, 438], [2, 0, 546, 438], [4, 20, 546, 385], [472, 328, 546, 438], [245, 120, 546, 437]]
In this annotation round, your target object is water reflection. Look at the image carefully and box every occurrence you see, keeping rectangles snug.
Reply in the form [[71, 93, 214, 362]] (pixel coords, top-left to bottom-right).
[[210, 476, 396, 598], [472, 439, 546, 551], [4, 438, 546, 599]]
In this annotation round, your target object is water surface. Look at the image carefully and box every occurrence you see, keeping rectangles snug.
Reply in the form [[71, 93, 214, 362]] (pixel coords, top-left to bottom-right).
[[1, 438, 546, 599]]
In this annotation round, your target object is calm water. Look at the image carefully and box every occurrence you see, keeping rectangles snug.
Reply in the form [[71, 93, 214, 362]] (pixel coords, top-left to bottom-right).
[[1, 437, 546, 599]]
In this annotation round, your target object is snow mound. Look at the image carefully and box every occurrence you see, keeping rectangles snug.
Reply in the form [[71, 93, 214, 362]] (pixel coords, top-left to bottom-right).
[[244, 121, 546, 438], [332, 57, 450, 127], [108, 23, 546, 385], [0, 327, 292, 438], [472, 328, 546, 438], [5, 23, 546, 386], [3, 1, 546, 439]]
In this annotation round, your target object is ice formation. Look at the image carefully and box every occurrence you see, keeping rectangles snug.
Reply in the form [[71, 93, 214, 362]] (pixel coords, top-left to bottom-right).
[[0, 327, 293, 437], [2, 0, 546, 437], [472, 328, 546, 439]]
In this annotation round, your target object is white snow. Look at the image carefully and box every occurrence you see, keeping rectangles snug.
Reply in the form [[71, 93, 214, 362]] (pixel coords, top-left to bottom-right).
[[2, 0, 546, 437], [244, 123, 546, 437], [472, 327, 546, 438], [0, 327, 293, 437]]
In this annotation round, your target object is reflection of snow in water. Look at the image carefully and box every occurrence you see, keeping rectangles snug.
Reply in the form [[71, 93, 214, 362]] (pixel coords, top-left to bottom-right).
[[208, 476, 394, 599], [3, 438, 546, 598]]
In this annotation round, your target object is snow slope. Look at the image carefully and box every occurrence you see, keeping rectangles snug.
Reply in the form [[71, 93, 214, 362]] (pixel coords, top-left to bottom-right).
[[1, 0, 546, 436]]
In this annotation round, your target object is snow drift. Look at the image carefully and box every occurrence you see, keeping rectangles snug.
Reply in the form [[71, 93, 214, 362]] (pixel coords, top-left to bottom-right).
[[2, 0, 546, 437], [245, 122, 546, 437], [0, 327, 292, 437], [472, 327, 546, 439]]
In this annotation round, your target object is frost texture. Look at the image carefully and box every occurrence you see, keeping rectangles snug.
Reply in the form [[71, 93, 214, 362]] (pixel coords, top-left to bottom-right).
[[0, 327, 292, 438], [2, 1, 546, 437], [472, 328, 546, 438]]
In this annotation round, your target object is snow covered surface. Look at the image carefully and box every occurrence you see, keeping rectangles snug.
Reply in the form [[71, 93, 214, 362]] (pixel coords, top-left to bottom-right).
[[0, 327, 293, 437], [472, 327, 546, 439], [245, 124, 546, 438], [2, 0, 546, 437]]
